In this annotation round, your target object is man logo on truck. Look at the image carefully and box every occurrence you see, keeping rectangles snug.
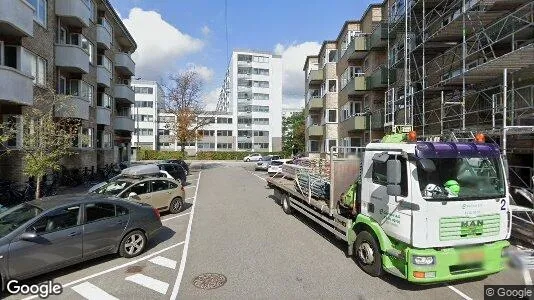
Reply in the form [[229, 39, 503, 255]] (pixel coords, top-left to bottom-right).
[[461, 220, 484, 236]]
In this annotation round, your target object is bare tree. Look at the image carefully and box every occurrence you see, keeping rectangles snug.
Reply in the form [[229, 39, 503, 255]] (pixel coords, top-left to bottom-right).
[[164, 70, 213, 154], [0, 85, 80, 198]]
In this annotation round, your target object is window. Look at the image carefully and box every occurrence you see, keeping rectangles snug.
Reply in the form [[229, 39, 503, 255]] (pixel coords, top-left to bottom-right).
[[98, 93, 112, 108], [23, 50, 46, 85], [198, 117, 215, 124], [326, 109, 337, 123], [87, 41, 94, 64], [81, 128, 93, 148], [151, 180, 169, 192], [85, 203, 115, 223], [128, 182, 150, 196], [99, 18, 113, 36], [158, 129, 170, 136], [253, 143, 269, 149], [238, 92, 251, 99], [134, 129, 153, 136], [253, 93, 269, 100], [217, 143, 232, 149], [372, 156, 408, 196], [98, 55, 112, 72], [199, 130, 214, 137], [327, 49, 337, 63], [328, 80, 337, 93], [89, 0, 96, 22], [252, 106, 269, 113], [350, 137, 361, 147], [238, 142, 252, 149], [28, 0, 47, 26], [237, 67, 251, 74], [253, 131, 269, 137], [253, 68, 269, 76], [237, 54, 252, 62], [70, 80, 93, 103], [326, 139, 337, 153], [158, 116, 175, 123], [238, 130, 251, 137], [253, 118, 269, 125], [136, 115, 154, 122], [135, 101, 154, 108], [134, 87, 154, 94], [252, 56, 269, 63], [309, 140, 320, 152], [197, 142, 215, 149], [252, 81, 269, 88], [30, 206, 80, 234], [97, 131, 112, 149], [216, 117, 232, 124], [217, 130, 232, 136]]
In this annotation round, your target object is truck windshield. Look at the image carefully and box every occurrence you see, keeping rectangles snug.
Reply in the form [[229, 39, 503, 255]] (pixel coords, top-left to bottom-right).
[[417, 157, 505, 200]]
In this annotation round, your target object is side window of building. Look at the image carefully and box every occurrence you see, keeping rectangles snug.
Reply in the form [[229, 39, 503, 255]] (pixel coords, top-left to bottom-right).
[[371, 155, 408, 196]]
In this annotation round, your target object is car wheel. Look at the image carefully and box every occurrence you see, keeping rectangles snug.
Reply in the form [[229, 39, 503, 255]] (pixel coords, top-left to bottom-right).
[[245, 158, 250, 162], [354, 231, 383, 277], [169, 197, 184, 214], [119, 230, 147, 258], [281, 194, 293, 214]]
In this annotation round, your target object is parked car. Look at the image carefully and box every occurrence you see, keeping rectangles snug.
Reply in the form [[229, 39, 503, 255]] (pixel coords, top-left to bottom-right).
[[87, 164, 172, 193], [267, 159, 293, 175], [157, 163, 187, 186], [0, 194, 162, 284], [244, 153, 262, 162], [255, 155, 281, 171], [165, 159, 190, 175]]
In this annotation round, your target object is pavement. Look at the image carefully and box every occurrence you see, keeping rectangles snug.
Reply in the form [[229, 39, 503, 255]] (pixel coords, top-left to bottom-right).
[[3, 162, 533, 299]]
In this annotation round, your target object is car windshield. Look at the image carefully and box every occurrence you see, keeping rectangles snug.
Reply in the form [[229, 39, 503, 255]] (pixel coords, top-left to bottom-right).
[[0, 203, 42, 238], [271, 161, 283, 166], [92, 180, 133, 196], [262, 156, 273, 161], [417, 156, 505, 200]]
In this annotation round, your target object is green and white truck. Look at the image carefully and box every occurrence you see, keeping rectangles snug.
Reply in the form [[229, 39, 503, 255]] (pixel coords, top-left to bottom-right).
[[267, 130, 511, 283]]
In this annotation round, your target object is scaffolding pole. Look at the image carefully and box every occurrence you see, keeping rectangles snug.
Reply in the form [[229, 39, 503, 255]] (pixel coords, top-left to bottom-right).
[[461, 0, 466, 130], [492, 94, 496, 130], [441, 90, 444, 135], [422, 0, 426, 136], [404, 0, 409, 125], [503, 68, 508, 157]]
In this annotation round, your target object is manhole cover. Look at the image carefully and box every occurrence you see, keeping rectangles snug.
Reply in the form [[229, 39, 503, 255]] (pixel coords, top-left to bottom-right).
[[125, 265, 144, 273], [192, 273, 227, 290]]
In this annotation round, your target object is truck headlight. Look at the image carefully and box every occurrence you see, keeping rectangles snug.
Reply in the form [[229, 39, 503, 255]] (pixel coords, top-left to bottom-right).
[[413, 255, 435, 265]]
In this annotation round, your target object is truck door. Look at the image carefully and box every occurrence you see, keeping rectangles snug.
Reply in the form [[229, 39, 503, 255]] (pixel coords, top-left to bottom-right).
[[366, 154, 412, 244]]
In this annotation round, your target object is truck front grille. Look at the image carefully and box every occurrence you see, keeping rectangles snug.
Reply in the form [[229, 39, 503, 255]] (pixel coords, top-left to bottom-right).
[[439, 214, 500, 241]]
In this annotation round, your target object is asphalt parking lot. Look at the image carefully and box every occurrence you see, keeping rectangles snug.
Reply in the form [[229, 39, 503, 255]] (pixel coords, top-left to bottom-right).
[[3, 161, 533, 299]]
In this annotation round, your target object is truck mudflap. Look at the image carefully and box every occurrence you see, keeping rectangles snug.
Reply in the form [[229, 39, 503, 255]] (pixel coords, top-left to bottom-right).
[[402, 240, 510, 283]]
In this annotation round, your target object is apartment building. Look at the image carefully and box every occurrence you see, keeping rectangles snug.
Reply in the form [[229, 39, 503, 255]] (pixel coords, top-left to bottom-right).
[[303, 4, 388, 156], [131, 80, 164, 150], [0, 0, 136, 182], [215, 50, 283, 152]]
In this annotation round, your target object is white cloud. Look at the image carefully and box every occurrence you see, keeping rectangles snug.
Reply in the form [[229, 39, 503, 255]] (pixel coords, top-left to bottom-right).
[[122, 8, 204, 79], [274, 41, 321, 109], [203, 88, 221, 111], [185, 63, 214, 82], [201, 25, 211, 36]]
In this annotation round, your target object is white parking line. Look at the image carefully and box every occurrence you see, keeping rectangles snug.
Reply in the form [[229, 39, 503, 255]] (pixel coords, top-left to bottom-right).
[[125, 273, 169, 295], [524, 268, 533, 285], [149, 256, 177, 269], [169, 171, 202, 299], [446, 285, 473, 300], [162, 212, 190, 222], [185, 197, 194, 201], [71, 282, 119, 300], [184, 185, 196, 189], [21, 241, 185, 300]]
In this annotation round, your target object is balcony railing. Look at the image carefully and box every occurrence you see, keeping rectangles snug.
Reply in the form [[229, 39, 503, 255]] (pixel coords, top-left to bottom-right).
[[0, 0, 34, 37]]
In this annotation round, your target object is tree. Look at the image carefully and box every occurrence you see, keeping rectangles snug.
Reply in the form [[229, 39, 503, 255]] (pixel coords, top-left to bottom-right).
[[164, 70, 211, 154], [282, 110, 305, 157], [0, 86, 79, 198]]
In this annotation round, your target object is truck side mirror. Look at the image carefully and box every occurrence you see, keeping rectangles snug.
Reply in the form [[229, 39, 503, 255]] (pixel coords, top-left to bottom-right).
[[418, 158, 436, 172]]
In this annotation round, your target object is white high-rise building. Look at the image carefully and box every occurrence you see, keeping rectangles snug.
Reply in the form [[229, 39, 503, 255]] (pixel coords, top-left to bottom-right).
[[131, 80, 164, 150], [216, 50, 283, 152]]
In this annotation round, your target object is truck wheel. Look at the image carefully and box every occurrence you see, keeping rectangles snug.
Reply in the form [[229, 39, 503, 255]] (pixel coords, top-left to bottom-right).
[[282, 194, 293, 214], [354, 231, 383, 277]]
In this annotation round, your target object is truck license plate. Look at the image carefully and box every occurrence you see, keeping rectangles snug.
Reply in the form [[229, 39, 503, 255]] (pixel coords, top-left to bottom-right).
[[459, 251, 484, 262]]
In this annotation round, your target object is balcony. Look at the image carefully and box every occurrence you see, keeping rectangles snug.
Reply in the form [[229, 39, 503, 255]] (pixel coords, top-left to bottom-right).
[[341, 76, 367, 96], [113, 84, 135, 104], [96, 66, 112, 87], [307, 125, 324, 138], [55, 44, 90, 73], [114, 53, 135, 76], [96, 25, 112, 50], [307, 69, 323, 85], [367, 67, 394, 90], [340, 115, 367, 132], [307, 97, 324, 111], [55, 0, 91, 28], [55, 96, 90, 120], [96, 107, 111, 125], [0, 66, 33, 106], [340, 36, 368, 63], [368, 22, 388, 49], [114, 116, 134, 132], [0, 0, 34, 37]]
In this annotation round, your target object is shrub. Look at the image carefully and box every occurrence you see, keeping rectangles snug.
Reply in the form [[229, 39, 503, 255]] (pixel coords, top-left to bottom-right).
[[138, 149, 186, 160], [196, 151, 285, 160]]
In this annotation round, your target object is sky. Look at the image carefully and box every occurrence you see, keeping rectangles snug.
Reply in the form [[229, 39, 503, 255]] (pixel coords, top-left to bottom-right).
[[109, 0, 377, 110]]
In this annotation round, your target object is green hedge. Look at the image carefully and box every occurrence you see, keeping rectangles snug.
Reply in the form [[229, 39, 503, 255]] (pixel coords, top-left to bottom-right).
[[138, 149, 285, 161], [138, 149, 186, 160]]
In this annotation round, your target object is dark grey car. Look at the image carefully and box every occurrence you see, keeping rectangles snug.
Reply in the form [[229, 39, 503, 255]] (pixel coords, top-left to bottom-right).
[[0, 194, 162, 287]]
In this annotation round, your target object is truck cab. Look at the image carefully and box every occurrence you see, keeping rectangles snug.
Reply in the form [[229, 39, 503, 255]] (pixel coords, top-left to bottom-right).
[[356, 138, 511, 282]]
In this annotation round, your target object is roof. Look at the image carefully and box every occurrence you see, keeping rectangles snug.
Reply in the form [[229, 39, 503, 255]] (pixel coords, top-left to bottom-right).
[[335, 20, 361, 43], [318, 40, 338, 57], [27, 194, 117, 211], [233, 49, 281, 58], [303, 55, 319, 71], [104, 0, 137, 51]]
